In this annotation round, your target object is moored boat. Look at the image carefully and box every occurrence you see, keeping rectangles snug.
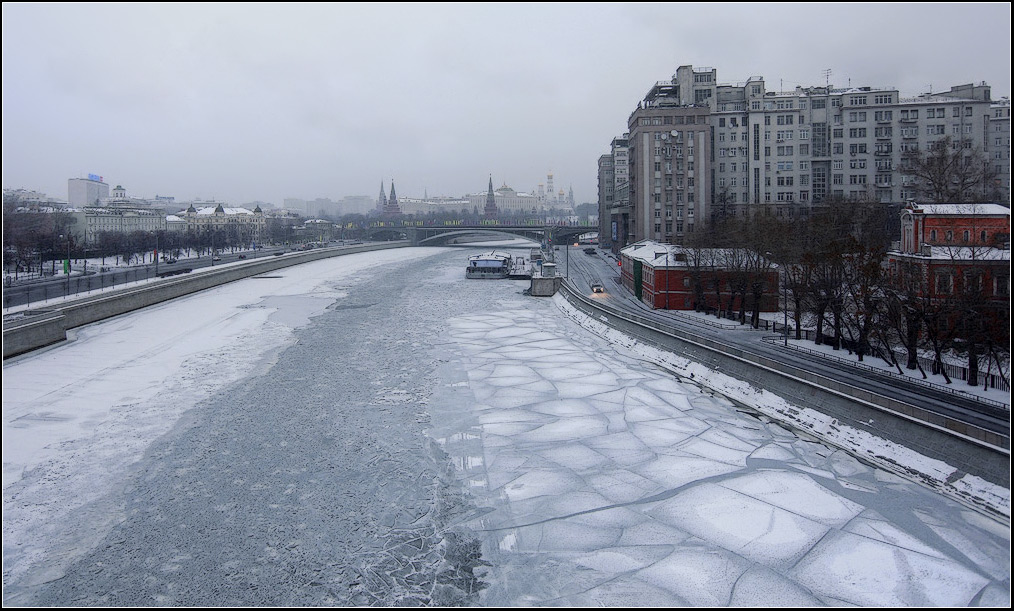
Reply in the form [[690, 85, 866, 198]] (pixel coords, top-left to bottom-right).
[[465, 251, 512, 278]]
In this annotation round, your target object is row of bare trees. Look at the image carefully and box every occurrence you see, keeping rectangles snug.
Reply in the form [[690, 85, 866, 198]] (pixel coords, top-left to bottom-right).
[[2, 200, 79, 279], [3, 203, 299, 279], [678, 199, 1007, 388]]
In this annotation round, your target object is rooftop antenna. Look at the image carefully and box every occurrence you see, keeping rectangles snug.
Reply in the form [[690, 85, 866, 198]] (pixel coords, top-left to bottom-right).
[[821, 68, 831, 88]]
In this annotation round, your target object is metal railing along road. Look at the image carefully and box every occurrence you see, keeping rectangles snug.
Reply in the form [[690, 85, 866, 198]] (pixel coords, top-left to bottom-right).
[[760, 335, 1010, 414]]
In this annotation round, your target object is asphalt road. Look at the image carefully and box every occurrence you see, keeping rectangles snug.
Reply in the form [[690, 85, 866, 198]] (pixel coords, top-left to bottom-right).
[[559, 246, 1010, 440], [2, 245, 363, 310]]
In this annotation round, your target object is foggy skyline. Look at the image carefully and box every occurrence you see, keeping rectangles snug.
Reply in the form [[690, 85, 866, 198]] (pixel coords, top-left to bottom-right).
[[3, 3, 1011, 207]]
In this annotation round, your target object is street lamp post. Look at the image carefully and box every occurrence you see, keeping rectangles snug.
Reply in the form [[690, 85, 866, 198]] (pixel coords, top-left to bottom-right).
[[59, 234, 70, 296], [566, 239, 570, 278], [767, 252, 789, 347], [782, 266, 788, 347]]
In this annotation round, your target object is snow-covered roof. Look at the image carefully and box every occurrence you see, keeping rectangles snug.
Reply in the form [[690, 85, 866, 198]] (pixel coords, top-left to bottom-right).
[[620, 241, 665, 259], [924, 246, 1010, 261], [468, 251, 512, 262], [621, 241, 767, 268], [907, 203, 1010, 217], [195, 206, 255, 216], [166, 215, 183, 222]]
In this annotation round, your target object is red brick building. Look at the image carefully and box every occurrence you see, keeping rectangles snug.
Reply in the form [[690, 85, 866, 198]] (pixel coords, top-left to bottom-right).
[[887, 203, 1010, 343], [620, 241, 778, 311], [889, 203, 1010, 299], [898, 203, 1010, 254]]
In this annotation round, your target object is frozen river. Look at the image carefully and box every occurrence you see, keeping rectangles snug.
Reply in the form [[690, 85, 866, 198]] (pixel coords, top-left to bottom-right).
[[3, 245, 1010, 606]]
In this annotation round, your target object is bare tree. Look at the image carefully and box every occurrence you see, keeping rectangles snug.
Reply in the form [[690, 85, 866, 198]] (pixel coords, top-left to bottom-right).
[[3, 193, 77, 277], [839, 203, 892, 361], [900, 136, 998, 203], [932, 214, 1010, 386], [883, 259, 930, 374]]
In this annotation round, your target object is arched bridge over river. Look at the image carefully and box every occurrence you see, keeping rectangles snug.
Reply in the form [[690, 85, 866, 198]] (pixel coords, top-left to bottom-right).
[[366, 224, 596, 246]]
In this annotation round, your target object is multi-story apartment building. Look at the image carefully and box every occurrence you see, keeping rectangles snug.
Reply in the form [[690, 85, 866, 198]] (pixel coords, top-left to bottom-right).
[[611, 64, 1008, 245], [607, 135, 629, 250], [990, 97, 1010, 201], [597, 152, 613, 245], [627, 81, 712, 245]]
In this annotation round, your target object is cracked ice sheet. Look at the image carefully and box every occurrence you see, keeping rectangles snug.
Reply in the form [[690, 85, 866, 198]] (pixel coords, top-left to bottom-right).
[[441, 305, 1010, 607], [790, 529, 991, 606]]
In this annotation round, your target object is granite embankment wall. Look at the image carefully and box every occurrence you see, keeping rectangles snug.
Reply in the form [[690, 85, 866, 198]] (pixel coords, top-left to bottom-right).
[[3, 243, 408, 359]]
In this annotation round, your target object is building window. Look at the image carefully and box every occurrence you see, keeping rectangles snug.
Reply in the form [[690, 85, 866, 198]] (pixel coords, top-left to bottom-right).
[[936, 272, 953, 295]]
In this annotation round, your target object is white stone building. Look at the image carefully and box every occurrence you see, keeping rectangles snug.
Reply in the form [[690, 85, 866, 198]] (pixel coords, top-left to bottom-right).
[[465, 184, 542, 215], [181, 202, 266, 241], [67, 176, 109, 207]]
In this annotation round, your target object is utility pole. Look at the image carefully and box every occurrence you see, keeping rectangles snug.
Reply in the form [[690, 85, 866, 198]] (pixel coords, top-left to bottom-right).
[[60, 234, 70, 296], [783, 267, 788, 346], [666, 248, 670, 311]]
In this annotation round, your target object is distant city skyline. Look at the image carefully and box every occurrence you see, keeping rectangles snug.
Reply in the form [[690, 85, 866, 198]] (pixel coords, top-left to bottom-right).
[[9, 171, 581, 208], [3, 3, 1010, 207]]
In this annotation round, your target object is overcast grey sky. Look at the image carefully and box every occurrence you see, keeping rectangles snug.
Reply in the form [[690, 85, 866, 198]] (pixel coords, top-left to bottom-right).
[[3, 3, 1010, 207]]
